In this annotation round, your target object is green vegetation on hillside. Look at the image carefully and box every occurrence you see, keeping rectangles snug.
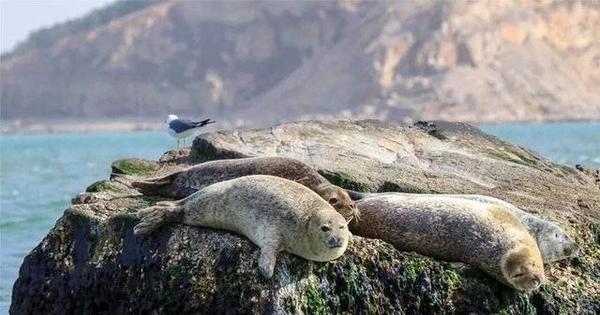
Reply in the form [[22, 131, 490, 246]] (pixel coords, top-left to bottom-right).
[[1, 0, 161, 60]]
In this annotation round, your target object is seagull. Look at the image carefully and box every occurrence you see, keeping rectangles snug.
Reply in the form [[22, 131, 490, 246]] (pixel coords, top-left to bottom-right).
[[165, 114, 215, 149]]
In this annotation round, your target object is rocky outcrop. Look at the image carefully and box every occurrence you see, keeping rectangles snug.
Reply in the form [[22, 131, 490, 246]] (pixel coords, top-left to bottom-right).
[[10, 120, 600, 314], [192, 120, 600, 221], [2, 1, 600, 125]]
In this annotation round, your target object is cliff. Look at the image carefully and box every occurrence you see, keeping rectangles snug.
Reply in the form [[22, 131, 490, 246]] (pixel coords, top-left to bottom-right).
[[2, 0, 600, 125], [10, 120, 600, 314]]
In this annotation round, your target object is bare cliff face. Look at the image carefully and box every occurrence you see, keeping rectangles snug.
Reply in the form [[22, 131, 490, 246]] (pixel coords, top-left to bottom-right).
[[1, 0, 599, 124]]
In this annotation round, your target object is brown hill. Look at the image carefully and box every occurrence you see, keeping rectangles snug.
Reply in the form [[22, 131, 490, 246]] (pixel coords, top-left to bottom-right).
[[1, 0, 599, 125]]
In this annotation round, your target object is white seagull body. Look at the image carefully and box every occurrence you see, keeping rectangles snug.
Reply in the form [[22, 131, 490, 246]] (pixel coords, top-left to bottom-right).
[[165, 114, 215, 149]]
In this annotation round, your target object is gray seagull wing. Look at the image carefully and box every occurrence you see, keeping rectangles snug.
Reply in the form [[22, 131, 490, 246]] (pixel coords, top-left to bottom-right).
[[192, 118, 215, 126], [169, 119, 201, 133]]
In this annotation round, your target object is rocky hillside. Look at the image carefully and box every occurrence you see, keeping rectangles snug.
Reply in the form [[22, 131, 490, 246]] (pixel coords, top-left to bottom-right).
[[10, 120, 600, 314], [1, 0, 600, 125]]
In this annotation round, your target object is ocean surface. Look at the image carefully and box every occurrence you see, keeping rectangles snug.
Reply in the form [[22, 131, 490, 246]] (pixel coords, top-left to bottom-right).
[[0, 122, 599, 313]]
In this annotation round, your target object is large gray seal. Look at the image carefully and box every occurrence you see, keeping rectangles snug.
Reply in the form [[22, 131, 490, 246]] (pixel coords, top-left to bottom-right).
[[346, 190, 578, 263], [134, 175, 351, 278], [352, 194, 545, 290], [132, 156, 358, 222]]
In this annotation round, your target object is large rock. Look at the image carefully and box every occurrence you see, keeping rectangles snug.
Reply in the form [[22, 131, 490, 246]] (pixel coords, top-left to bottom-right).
[[192, 120, 600, 222], [10, 120, 600, 315]]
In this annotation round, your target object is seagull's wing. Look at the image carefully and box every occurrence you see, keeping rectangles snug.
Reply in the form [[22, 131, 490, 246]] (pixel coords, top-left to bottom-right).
[[169, 119, 199, 133], [192, 118, 216, 127]]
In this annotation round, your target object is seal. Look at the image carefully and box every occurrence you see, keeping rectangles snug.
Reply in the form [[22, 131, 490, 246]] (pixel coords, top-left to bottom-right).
[[132, 156, 358, 222], [352, 194, 545, 290], [346, 191, 578, 263], [134, 175, 351, 279]]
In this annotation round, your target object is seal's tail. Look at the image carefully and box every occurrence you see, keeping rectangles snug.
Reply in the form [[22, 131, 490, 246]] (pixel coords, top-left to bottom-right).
[[134, 204, 184, 235], [131, 171, 182, 197]]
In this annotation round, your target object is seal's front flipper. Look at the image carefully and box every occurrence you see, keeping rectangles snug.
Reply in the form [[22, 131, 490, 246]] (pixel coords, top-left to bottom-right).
[[258, 243, 279, 279]]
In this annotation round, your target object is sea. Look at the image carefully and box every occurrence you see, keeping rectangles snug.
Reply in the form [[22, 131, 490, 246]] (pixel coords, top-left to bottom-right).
[[0, 122, 599, 313]]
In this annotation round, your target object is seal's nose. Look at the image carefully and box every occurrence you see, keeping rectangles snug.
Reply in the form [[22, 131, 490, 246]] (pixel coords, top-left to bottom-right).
[[565, 244, 579, 256], [326, 236, 344, 248]]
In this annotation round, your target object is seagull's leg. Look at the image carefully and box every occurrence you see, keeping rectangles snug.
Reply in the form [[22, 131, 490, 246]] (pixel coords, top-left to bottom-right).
[[176, 139, 180, 150]]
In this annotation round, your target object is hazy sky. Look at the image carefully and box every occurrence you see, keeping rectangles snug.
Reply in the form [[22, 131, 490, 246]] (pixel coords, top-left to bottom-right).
[[0, 0, 115, 53]]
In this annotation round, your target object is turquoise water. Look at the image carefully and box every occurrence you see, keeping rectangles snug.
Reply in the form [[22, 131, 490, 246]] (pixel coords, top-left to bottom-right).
[[481, 122, 600, 167], [0, 131, 175, 314], [0, 123, 598, 313]]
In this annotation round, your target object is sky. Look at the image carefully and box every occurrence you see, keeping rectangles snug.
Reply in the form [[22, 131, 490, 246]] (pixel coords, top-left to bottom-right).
[[0, 0, 115, 53]]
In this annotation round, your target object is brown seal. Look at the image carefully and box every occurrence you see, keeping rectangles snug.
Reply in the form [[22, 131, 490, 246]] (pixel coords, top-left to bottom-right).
[[134, 175, 351, 279], [132, 156, 358, 221], [352, 194, 545, 290], [346, 190, 578, 263]]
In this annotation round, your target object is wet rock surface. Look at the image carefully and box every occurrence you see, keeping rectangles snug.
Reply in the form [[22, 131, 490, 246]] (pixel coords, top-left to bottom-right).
[[10, 120, 600, 315]]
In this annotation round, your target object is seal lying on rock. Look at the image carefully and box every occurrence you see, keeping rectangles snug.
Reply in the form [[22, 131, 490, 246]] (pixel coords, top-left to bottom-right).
[[346, 191, 578, 263], [132, 156, 358, 222], [352, 194, 545, 290], [134, 175, 351, 279]]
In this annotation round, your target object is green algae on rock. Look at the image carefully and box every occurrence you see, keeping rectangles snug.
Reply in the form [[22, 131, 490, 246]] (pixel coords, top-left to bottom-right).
[[111, 158, 158, 176], [318, 170, 373, 193], [86, 180, 124, 193]]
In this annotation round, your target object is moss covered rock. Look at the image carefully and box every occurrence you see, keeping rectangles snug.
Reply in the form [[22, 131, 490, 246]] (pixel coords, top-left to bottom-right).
[[111, 158, 158, 176]]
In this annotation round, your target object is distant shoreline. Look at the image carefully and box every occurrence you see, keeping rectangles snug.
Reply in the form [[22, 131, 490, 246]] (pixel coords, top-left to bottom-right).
[[0, 117, 255, 134], [0, 120, 164, 134], [1, 118, 599, 134]]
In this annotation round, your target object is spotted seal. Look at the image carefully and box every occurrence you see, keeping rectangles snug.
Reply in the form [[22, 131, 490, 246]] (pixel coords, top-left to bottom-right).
[[134, 175, 351, 278], [346, 190, 578, 263], [352, 194, 545, 290], [132, 157, 358, 221]]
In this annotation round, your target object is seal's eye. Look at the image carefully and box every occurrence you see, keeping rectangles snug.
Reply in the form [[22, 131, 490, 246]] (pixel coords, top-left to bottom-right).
[[339, 225, 345, 230], [329, 198, 338, 205], [321, 226, 331, 232]]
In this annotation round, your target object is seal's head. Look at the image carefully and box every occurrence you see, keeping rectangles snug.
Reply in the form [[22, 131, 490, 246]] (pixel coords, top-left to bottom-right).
[[307, 210, 351, 261], [535, 224, 579, 262], [502, 244, 546, 291], [314, 184, 359, 222]]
